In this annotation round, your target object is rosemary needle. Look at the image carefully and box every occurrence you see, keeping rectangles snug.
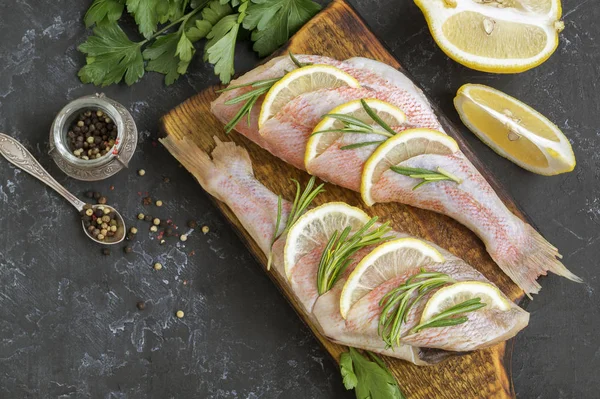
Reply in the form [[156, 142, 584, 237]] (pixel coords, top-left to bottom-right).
[[390, 166, 462, 190], [266, 176, 325, 270], [316, 217, 393, 295]]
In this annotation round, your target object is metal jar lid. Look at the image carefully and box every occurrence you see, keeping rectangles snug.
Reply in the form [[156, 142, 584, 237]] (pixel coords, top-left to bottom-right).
[[49, 93, 137, 181]]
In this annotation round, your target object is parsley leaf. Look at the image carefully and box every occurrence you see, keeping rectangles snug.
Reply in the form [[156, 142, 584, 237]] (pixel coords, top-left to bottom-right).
[[205, 14, 240, 83], [341, 348, 405, 399], [84, 0, 125, 27], [143, 33, 183, 85], [78, 23, 144, 86], [202, 0, 233, 25], [244, 0, 321, 57], [126, 0, 163, 39]]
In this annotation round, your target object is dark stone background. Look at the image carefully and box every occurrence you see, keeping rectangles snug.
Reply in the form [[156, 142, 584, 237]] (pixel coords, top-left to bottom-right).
[[0, 0, 597, 398]]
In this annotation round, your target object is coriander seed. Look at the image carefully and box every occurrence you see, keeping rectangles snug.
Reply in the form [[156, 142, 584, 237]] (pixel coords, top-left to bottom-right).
[[153, 218, 160, 226], [153, 262, 162, 270], [137, 213, 145, 220], [97, 234, 105, 240], [180, 234, 188, 242], [85, 209, 94, 217], [130, 227, 138, 234], [138, 169, 145, 176], [150, 226, 158, 232], [176, 310, 184, 318], [155, 200, 163, 207], [202, 226, 209, 234]]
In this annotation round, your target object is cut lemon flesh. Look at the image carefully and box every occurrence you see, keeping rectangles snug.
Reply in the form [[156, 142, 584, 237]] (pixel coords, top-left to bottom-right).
[[339, 238, 444, 319], [305, 99, 407, 170], [361, 128, 459, 206], [420, 281, 511, 324], [259, 65, 360, 128], [284, 202, 370, 281], [414, 0, 563, 73], [454, 83, 575, 175]]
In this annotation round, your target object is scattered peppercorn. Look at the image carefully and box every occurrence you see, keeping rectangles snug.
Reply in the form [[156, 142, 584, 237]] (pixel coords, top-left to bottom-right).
[[102, 248, 110, 256], [202, 226, 210, 234], [93, 192, 101, 200], [67, 109, 117, 159], [153, 262, 162, 270], [136, 301, 146, 311], [153, 218, 160, 226], [163, 177, 170, 183], [130, 227, 138, 234], [144, 215, 153, 222], [164, 227, 174, 237], [155, 200, 163, 207], [123, 246, 133, 254], [138, 169, 145, 176], [160, 239, 166, 245], [137, 213, 145, 220], [150, 225, 158, 232], [97, 196, 107, 205], [85, 191, 94, 198], [187, 220, 198, 229], [180, 234, 188, 242], [142, 196, 152, 206], [176, 310, 184, 318]]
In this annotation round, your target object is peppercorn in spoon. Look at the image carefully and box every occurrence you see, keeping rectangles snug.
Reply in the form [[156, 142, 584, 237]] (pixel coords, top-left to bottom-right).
[[0, 133, 126, 244]]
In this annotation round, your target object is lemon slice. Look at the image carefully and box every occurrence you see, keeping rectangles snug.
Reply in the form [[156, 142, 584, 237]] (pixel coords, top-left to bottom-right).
[[420, 281, 511, 324], [284, 202, 370, 281], [361, 128, 459, 206], [305, 99, 407, 170], [258, 65, 360, 128], [454, 83, 575, 175], [339, 238, 444, 319], [414, 0, 564, 73]]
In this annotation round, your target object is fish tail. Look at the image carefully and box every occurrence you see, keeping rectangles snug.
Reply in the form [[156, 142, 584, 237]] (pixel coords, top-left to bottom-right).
[[159, 135, 253, 199], [494, 224, 582, 297]]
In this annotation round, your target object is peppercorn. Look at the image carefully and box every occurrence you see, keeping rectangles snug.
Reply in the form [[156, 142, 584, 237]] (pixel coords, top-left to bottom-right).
[[93, 192, 101, 199], [85, 191, 94, 198], [202, 226, 210, 234], [176, 310, 184, 318], [95, 209, 104, 218], [126, 232, 135, 241], [110, 225, 117, 232], [142, 196, 152, 206], [85, 209, 94, 217], [124, 246, 133, 254], [68, 109, 117, 158], [102, 248, 110, 256], [101, 215, 111, 223], [163, 177, 170, 183], [97, 234, 105, 240], [136, 301, 146, 311], [153, 262, 162, 270], [130, 227, 138, 234], [137, 213, 145, 220], [164, 227, 174, 237], [180, 234, 188, 242], [153, 218, 160, 226], [144, 215, 153, 222], [155, 200, 163, 207], [97, 196, 107, 205], [138, 169, 145, 176], [187, 220, 198, 229], [103, 207, 111, 215], [150, 226, 158, 232]]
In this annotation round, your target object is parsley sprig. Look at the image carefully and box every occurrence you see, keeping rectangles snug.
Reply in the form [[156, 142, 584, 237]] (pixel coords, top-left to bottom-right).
[[340, 347, 405, 399], [78, 0, 321, 86], [317, 217, 393, 295]]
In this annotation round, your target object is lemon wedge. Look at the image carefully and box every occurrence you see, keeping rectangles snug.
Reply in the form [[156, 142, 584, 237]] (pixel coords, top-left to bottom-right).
[[420, 281, 511, 324], [454, 83, 575, 175], [339, 238, 444, 319], [284, 202, 370, 281], [258, 65, 360, 128], [361, 128, 459, 206], [414, 0, 564, 73]]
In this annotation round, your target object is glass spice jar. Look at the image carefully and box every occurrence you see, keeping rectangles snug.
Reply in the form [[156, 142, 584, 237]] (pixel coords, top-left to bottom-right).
[[49, 93, 137, 181]]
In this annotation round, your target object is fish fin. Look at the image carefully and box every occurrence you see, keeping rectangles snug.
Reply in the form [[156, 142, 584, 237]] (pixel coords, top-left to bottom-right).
[[210, 136, 254, 177], [496, 224, 582, 297]]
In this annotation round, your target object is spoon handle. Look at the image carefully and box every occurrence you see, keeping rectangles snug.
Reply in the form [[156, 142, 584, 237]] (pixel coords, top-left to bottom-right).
[[0, 133, 86, 210]]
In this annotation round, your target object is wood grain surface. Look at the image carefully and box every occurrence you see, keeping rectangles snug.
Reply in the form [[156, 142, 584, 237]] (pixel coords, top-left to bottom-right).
[[160, 1, 527, 397]]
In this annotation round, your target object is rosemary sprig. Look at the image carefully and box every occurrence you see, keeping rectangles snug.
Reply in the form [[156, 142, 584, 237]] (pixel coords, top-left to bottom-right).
[[390, 166, 462, 190], [311, 99, 398, 150], [317, 217, 393, 295], [218, 52, 309, 133], [410, 297, 486, 334], [378, 269, 454, 348], [267, 176, 325, 270]]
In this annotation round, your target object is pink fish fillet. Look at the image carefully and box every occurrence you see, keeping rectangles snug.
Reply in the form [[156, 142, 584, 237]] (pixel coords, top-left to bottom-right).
[[163, 137, 529, 364], [211, 55, 581, 296]]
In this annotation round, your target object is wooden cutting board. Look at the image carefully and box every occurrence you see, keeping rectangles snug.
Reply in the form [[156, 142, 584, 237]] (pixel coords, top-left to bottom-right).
[[160, 0, 527, 397]]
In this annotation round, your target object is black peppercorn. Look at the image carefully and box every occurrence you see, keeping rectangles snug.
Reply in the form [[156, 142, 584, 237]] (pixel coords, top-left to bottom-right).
[[85, 190, 94, 198], [123, 246, 133, 254], [97, 196, 107, 205], [187, 220, 198, 229], [93, 192, 101, 199], [102, 248, 110, 256], [136, 301, 146, 311], [144, 215, 153, 222]]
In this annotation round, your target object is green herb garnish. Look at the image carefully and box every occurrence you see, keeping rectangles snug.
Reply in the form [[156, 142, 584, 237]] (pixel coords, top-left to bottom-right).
[[340, 347, 405, 399], [266, 176, 325, 270], [378, 269, 485, 348], [78, 0, 321, 86], [217, 51, 308, 133], [390, 166, 462, 190], [312, 99, 398, 150], [317, 217, 393, 295]]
